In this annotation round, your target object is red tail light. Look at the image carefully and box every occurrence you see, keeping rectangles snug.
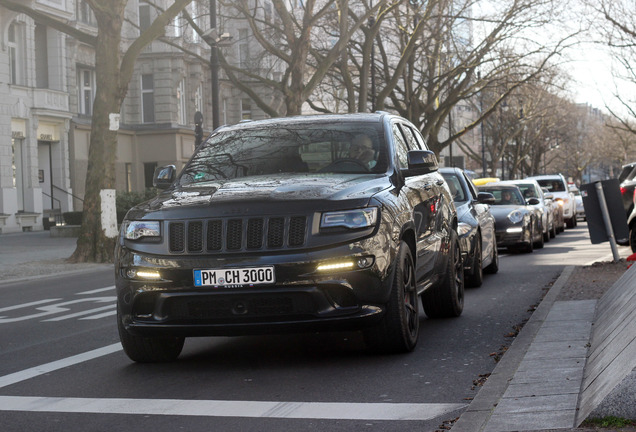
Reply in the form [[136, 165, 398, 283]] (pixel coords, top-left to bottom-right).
[[621, 186, 628, 195]]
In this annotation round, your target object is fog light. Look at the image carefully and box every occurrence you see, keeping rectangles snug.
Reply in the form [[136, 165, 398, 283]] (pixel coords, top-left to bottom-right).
[[127, 268, 161, 280], [317, 261, 355, 272], [356, 256, 374, 269]]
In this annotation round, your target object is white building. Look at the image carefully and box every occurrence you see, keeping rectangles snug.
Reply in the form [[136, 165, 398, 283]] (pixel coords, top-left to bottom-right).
[[0, 0, 280, 234]]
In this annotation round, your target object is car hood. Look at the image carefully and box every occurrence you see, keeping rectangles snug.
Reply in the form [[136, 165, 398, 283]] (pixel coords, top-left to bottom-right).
[[488, 205, 530, 218], [127, 173, 391, 219]]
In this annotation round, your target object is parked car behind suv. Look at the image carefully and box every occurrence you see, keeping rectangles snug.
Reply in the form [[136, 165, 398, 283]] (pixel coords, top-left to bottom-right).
[[440, 167, 498, 288], [115, 113, 463, 362], [526, 174, 577, 228]]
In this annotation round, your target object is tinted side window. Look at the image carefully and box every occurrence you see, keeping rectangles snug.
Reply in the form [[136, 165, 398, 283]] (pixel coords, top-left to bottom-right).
[[463, 172, 478, 200], [392, 123, 409, 168], [399, 124, 421, 150]]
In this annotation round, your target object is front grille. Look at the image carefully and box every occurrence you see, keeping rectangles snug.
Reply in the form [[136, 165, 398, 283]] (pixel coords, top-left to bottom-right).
[[168, 216, 307, 254]]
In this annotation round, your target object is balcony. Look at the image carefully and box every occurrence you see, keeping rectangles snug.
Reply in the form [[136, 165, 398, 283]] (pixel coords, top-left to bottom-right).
[[33, 88, 69, 113]]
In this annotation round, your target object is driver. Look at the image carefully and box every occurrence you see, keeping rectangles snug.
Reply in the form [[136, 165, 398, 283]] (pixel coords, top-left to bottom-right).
[[349, 134, 376, 169]]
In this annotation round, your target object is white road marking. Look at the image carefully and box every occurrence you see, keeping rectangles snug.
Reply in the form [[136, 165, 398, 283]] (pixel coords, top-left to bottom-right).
[[0, 297, 116, 323], [80, 309, 117, 320], [77, 286, 115, 295], [0, 396, 466, 420], [0, 299, 62, 313], [42, 305, 115, 322], [0, 343, 122, 389], [0, 343, 466, 421]]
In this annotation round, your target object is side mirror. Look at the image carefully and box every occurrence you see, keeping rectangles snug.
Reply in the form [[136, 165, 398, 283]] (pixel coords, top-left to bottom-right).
[[477, 192, 495, 205], [153, 165, 176, 189], [527, 197, 540, 205], [401, 150, 439, 177], [544, 193, 554, 200]]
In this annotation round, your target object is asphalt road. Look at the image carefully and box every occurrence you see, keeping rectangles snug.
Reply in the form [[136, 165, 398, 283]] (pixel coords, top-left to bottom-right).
[[0, 223, 628, 432]]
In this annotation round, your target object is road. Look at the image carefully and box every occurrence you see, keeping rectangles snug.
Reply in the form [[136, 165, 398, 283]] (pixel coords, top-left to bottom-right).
[[0, 222, 628, 432]]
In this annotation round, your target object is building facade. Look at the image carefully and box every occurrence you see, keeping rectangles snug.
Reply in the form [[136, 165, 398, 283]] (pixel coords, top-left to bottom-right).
[[0, 0, 280, 234]]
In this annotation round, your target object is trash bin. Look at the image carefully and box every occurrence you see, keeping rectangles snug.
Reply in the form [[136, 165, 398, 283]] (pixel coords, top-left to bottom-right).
[[581, 179, 629, 244]]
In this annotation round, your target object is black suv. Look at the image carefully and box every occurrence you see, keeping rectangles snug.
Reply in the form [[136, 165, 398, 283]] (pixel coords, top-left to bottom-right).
[[115, 113, 462, 362]]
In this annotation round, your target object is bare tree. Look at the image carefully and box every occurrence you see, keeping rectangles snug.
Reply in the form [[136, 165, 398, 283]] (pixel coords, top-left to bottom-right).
[[216, 0, 384, 117], [0, 0, 192, 262]]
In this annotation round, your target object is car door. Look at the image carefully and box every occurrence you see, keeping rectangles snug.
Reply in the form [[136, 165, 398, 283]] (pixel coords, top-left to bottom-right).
[[395, 122, 444, 283]]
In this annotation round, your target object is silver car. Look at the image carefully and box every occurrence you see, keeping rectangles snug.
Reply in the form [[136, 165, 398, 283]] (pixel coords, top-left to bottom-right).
[[504, 179, 553, 242]]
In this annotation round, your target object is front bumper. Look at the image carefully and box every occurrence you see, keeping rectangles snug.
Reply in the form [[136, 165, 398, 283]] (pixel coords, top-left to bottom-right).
[[115, 242, 394, 337]]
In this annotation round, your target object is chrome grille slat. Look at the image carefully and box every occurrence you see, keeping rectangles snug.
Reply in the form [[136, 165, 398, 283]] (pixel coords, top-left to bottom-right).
[[168, 216, 307, 254]]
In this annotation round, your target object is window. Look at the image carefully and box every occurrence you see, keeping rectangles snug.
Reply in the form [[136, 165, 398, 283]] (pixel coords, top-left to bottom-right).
[[12, 137, 24, 210], [241, 99, 252, 120], [238, 29, 249, 68], [144, 162, 157, 189], [35, 25, 49, 88], [264, 2, 272, 22], [139, 2, 151, 33], [141, 74, 155, 123], [194, 84, 203, 114], [191, 2, 200, 43], [78, 68, 96, 116], [8, 22, 25, 86], [392, 124, 409, 168], [78, 1, 96, 25], [399, 124, 421, 150], [126, 163, 133, 193], [177, 79, 187, 125], [172, 12, 183, 37]]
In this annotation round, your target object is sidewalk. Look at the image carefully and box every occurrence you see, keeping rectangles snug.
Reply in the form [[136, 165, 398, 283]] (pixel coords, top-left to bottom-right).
[[0, 230, 111, 283]]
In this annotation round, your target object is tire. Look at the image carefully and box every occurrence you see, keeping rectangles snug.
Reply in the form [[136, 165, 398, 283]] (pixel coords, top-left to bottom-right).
[[421, 230, 464, 318], [550, 222, 556, 239], [364, 241, 419, 353], [534, 219, 545, 249], [466, 235, 483, 288], [630, 224, 636, 254], [566, 216, 575, 229], [484, 241, 499, 274], [118, 311, 185, 362]]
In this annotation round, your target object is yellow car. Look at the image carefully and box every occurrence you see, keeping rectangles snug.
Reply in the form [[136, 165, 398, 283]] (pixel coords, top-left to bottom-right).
[[472, 177, 500, 186]]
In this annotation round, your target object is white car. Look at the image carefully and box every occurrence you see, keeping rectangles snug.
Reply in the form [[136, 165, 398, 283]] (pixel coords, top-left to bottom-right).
[[526, 174, 578, 228], [570, 185, 585, 221]]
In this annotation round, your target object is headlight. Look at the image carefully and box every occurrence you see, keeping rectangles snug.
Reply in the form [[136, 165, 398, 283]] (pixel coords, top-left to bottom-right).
[[507, 210, 524, 224], [458, 222, 472, 236], [321, 207, 378, 230], [124, 221, 161, 240]]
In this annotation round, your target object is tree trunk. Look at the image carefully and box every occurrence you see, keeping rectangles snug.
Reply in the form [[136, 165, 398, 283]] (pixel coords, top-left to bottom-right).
[[68, 2, 124, 263]]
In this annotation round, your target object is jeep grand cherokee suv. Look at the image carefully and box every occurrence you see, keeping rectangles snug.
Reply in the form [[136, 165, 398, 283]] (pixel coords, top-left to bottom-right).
[[115, 113, 463, 362]]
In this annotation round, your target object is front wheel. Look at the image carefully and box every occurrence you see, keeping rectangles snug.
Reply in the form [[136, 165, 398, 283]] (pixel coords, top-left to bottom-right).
[[465, 235, 483, 288], [422, 229, 464, 318], [118, 311, 185, 363], [630, 224, 636, 253], [364, 241, 419, 353]]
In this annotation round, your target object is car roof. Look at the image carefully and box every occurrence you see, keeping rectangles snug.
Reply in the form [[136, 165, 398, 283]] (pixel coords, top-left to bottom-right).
[[215, 112, 392, 132], [526, 174, 565, 181]]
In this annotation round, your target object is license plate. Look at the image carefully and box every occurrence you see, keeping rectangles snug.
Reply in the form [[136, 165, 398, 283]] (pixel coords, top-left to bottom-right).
[[194, 266, 275, 287]]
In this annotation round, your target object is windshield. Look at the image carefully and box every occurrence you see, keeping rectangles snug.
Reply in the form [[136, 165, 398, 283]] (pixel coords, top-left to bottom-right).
[[536, 178, 565, 192], [480, 187, 524, 205], [515, 183, 539, 200], [178, 122, 387, 186]]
